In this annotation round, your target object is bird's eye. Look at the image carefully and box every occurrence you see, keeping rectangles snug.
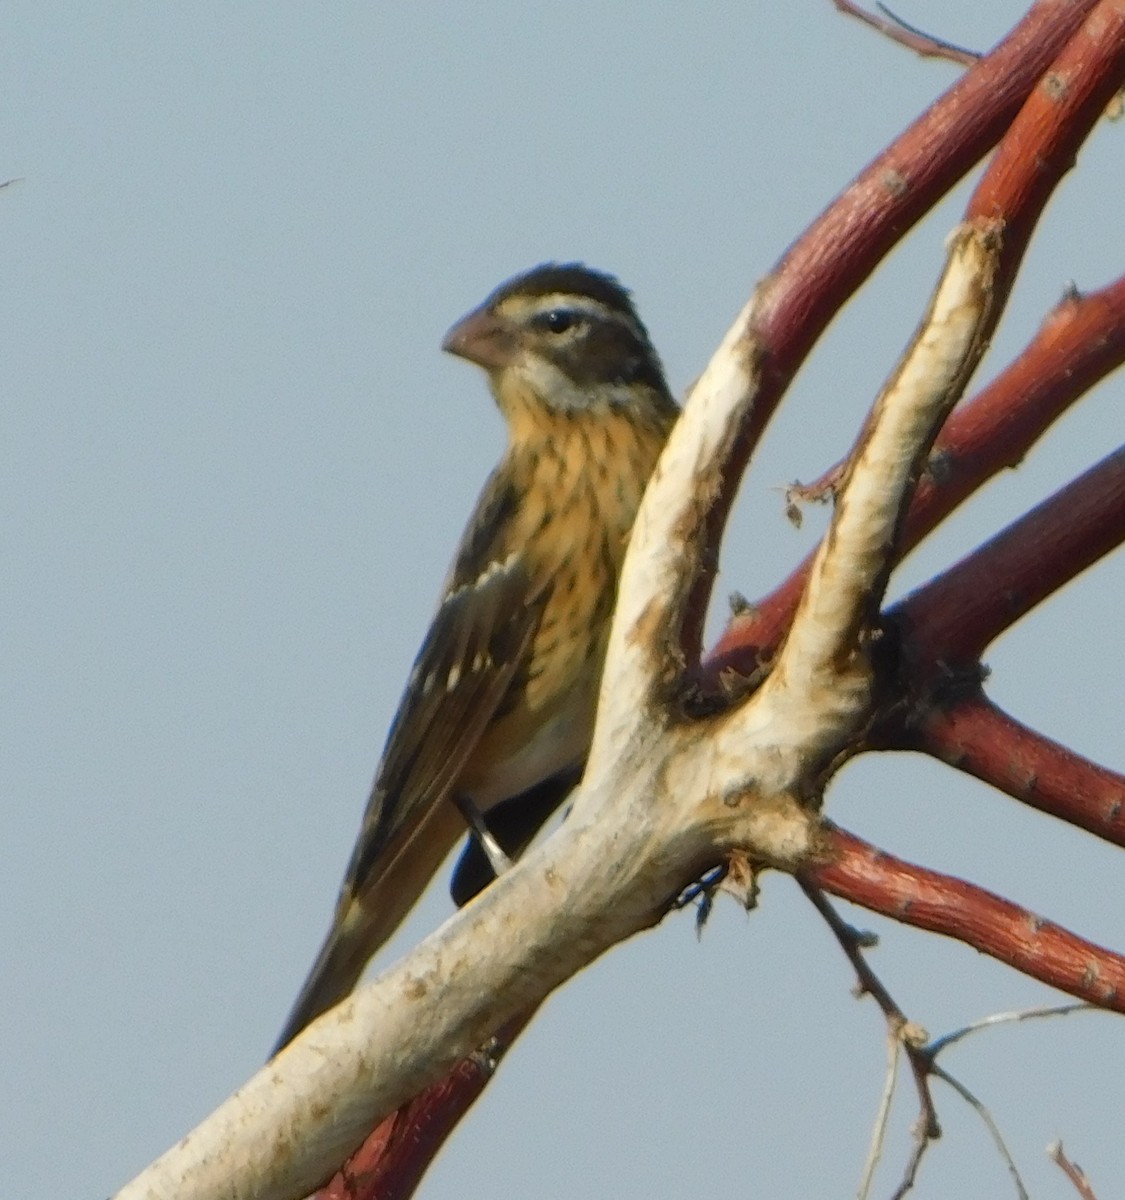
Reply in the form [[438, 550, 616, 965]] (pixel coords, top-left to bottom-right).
[[539, 308, 578, 335]]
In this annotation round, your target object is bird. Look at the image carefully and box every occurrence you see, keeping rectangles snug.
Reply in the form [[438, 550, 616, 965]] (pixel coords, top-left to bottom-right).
[[272, 262, 678, 1056]]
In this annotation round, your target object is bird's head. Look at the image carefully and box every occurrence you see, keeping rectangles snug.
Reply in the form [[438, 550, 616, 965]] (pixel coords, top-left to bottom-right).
[[442, 263, 675, 421]]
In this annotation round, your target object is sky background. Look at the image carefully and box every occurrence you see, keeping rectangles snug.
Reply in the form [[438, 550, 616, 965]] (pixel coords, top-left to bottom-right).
[[3, 4, 1124, 1198]]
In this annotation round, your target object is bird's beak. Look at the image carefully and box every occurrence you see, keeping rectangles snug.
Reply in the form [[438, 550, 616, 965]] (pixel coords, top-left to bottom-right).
[[442, 305, 518, 370]]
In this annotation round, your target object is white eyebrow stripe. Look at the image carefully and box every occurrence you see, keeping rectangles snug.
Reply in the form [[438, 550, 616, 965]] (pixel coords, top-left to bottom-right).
[[528, 292, 614, 316], [506, 292, 647, 344]]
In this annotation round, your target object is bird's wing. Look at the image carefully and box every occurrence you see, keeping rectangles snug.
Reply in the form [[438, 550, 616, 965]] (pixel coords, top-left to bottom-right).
[[344, 541, 547, 892], [271, 472, 547, 1055]]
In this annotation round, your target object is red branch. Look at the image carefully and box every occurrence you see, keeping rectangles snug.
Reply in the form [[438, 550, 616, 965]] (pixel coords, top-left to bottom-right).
[[895, 447, 1125, 664], [808, 825, 1125, 1009], [708, 0, 1125, 678], [747, 0, 1100, 416], [316, 1010, 537, 1200], [708, 275, 1125, 679], [916, 692, 1125, 845], [318, 1063, 492, 1200], [911, 279, 1125, 551], [964, 0, 1125, 298], [682, 0, 1101, 658]]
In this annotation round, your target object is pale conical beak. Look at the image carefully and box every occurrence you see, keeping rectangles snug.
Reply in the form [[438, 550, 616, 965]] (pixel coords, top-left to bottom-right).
[[441, 305, 518, 369]]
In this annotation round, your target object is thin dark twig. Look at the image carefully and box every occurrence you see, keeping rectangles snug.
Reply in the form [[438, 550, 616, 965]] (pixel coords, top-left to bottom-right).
[[932, 1067, 1029, 1200], [799, 884, 1102, 1199], [877, 3, 979, 63], [833, 0, 979, 66], [799, 880, 940, 1199], [801, 881, 939, 1129], [887, 1123, 930, 1200]]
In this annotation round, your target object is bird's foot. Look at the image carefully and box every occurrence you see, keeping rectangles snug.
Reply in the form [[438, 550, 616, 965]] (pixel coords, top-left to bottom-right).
[[454, 794, 514, 878]]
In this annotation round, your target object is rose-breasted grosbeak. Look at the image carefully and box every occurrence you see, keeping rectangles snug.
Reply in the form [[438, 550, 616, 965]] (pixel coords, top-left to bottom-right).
[[272, 263, 677, 1055]]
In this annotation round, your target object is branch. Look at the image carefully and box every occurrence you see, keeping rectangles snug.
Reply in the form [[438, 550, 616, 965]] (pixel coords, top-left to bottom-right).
[[914, 277, 1125, 545], [681, 0, 1101, 653], [800, 882, 940, 1200], [347, 24, 1125, 1176], [707, 24, 1125, 681], [929, 1068, 1030, 1200], [810, 825, 1125, 1009], [834, 0, 980, 66], [927, 1001, 1094, 1056], [895, 447, 1125, 663], [1050, 1141, 1102, 1200], [915, 693, 1125, 845], [316, 1009, 537, 1200], [743, 223, 997, 746]]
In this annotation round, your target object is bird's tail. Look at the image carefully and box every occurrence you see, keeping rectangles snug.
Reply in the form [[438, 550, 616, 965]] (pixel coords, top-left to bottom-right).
[[270, 899, 378, 1056], [270, 795, 468, 1058]]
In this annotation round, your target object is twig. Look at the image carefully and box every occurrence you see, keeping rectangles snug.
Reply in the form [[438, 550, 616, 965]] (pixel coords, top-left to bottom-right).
[[1049, 1141, 1100, 1200], [857, 1032, 901, 1200], [799, 881, 940, 1200], [833, 0, 979, 66], [927, 1003, 1093, 1057], [804, 881, 1109, 1199], [932, 1067, 1029, 1200]]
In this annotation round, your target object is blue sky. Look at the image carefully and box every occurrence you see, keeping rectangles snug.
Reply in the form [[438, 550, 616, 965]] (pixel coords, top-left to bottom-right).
[[4, 4, 1123, 1197]]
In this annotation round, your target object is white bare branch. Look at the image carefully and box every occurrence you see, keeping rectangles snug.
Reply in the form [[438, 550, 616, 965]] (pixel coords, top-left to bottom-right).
[[735, 223, 999, 765]]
